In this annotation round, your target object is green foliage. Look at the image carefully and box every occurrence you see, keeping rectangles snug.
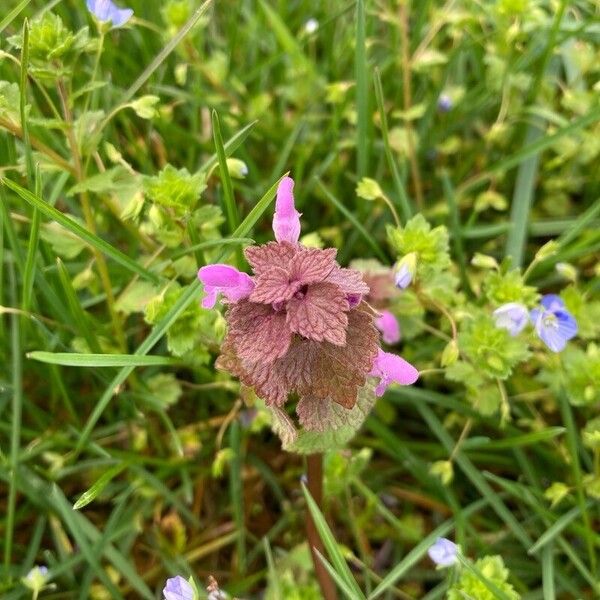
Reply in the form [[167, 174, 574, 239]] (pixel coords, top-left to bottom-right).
[[387, 214, 450, 282], [562, 343, 600, 406], [458, 314, 530, 380], [483, 268, 539, 306], [145, 285, 217, 359], [448, 555, 520, 600], [143, 165, 206, 215]]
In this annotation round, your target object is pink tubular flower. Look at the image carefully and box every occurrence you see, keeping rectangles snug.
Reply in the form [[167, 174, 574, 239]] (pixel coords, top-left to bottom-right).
[[272, 176, 302, 244], [197, 264, 254, 308], [369, 348, 419, 396], [375, 310, 401, 345]]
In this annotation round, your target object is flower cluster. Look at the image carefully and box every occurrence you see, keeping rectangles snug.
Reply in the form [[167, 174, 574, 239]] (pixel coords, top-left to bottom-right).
[[198, 177, 418, 430], [494, 294, 578, 352]]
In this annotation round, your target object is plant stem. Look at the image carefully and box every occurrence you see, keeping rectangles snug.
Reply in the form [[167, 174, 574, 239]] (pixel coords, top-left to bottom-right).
[[306, 453, 338, 600]]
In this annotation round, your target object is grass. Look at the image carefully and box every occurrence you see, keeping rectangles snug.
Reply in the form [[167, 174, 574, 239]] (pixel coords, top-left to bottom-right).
[[1, 0, 599, 599]]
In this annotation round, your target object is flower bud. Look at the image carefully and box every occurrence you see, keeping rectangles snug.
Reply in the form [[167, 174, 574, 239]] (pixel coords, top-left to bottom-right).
[[394, 252, 417, 289], [226, 158, 248, 179], [441, 339, 459, 367], [356, 177, 383, 201]]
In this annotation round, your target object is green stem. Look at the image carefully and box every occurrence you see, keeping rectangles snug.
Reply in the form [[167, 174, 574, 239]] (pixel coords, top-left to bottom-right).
[[306, 454, 338, 600]]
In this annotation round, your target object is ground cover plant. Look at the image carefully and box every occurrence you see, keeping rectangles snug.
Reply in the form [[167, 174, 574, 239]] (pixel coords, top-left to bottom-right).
[[0, 0, 599, 598]]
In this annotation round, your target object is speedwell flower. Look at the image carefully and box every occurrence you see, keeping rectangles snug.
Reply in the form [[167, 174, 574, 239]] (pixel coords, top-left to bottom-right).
[[428, 537, 459, 567], [86, 0, 133, 28], [163, 576, 195, 600], [493, 302, 528, 336], [530, 294, 577, 352], [198, 176, 418, 426]]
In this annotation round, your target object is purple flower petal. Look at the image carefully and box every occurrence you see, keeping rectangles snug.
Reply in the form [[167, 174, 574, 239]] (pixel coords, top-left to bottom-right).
[[198, 264, 254, 308], [87, 0, 133, 27], [531, 295, 578, 353], [541, 294, 564, 312], [163, 576, 194, 600], [394, 263, 412, 289], [427, 538, 458, 567], [369, 348, 418, 396], [493, 302, 528, 336], [375, 310, 401, 344], [272, 176, 301, 244]]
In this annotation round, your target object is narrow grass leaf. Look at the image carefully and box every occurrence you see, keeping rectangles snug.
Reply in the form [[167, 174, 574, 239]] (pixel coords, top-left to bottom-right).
[[73, 463, 128, 510], [302, 483, 365, 599], [27, 352, 178, 367], [2, 177, 159, 283], [315, 549, 364, 600], [0, 0, 32, 34], [355, 0, 369, 177]]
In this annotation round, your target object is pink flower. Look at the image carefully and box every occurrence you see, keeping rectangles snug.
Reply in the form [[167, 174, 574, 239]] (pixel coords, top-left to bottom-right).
[[197, 264, 254, 308], [375, 310, 401, 344], [272, 176, 301, 244], [369, 348, 419, 396]]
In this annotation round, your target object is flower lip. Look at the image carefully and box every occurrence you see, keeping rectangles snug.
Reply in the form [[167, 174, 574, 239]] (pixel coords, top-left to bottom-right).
[[369, 348, 418, 396], [375, 310, 401, 345], [427, 537, 458, 567], [198, 264, 255, 308]]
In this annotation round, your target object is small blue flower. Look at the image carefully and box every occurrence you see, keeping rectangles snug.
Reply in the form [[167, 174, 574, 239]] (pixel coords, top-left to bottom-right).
[[163, 576, 194, 600], [437, 93, 452, 113], [530, 294, 577, 353], [86, 0, 133, 28], [428, 537, 458, 567], [394, 253, 416, 289], [493, 302, 529, 336]]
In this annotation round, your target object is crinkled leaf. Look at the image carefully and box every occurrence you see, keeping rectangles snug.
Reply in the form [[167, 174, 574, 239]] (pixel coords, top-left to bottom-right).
[[288, 247, 336, 284], [244, 241, 296, 275], [250, 267, 300, 303], [286, 282, 349, 345], [227, 301, 292, 364]]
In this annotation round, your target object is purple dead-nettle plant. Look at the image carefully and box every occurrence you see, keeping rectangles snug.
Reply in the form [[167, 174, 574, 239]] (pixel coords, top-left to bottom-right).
[[198, 176, 418, 441]]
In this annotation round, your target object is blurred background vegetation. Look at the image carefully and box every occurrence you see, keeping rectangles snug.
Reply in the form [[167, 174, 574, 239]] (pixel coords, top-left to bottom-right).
[[0, 0, 599, 598]]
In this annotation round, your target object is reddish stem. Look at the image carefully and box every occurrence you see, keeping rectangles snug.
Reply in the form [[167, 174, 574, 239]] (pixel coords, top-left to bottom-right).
[[306, 453, 338, 600]]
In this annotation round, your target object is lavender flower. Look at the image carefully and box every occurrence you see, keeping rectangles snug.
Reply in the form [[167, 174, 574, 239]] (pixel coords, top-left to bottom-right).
[[198, 176, 418, 424], [163, 576, 195, 600], [22, 566, 49, 593], [530, 294, 577, 352], [375, 310, 401, 345], [369, 348, 419, 396], [87, 0, 133, 28], [428, 537, 458, 567], [493, 302, 528, 336]]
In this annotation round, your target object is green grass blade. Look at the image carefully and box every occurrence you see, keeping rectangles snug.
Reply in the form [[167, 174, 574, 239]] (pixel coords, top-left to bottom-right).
[[170, 237, 254, 260], [212, 110, 239, 233], [73, 463, 128, 510], [2, 177, 160, 283], [302, 483, 365, 599], [416, 402, 533, 549], [542, 545, 555, 600], [27, 352, 179, 367], [22, 170, 40, 313], [355, 0, 369, 177], [75, 176, 283, 453], [315, 549, 363, 600], [557, 391, 596, 575], [528, 503, 589, 555], [199, 120, 258, 174], [0, 0, 32, 35], [373, 68, 412, 222], [504, 123, 543, 267], [441, 170, 471, 294], [4, 263, 22, 574], [56, 258, 102, 354], [120, 0, 213, 104], [315, 178, 387, 262]]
